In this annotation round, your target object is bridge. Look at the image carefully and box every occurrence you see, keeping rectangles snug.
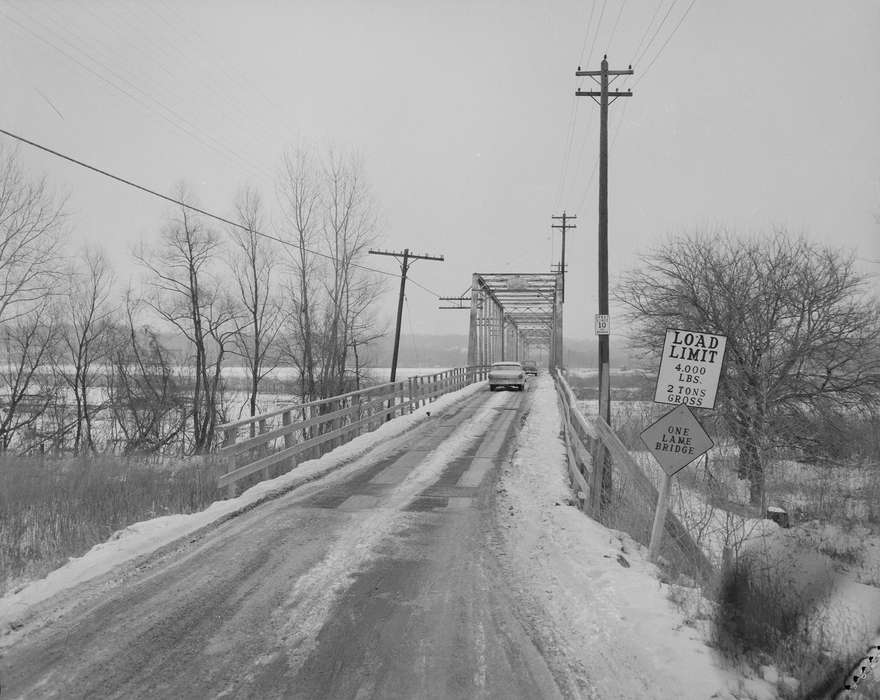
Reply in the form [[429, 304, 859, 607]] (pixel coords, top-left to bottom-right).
[[1, 271, 712, 699]]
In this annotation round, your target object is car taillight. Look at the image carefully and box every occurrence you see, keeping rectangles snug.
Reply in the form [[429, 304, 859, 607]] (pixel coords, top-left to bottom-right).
[[518, 372, 524, 379]]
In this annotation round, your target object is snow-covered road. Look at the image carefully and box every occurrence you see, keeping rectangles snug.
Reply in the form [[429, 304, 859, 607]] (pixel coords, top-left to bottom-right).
[[1, 375, 743, 699]]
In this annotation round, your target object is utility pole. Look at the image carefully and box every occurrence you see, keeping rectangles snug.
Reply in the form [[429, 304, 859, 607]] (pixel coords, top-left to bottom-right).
[[551, 212, 575, 303], [368, 248, 444, 383], [576, 55, 632, 515]]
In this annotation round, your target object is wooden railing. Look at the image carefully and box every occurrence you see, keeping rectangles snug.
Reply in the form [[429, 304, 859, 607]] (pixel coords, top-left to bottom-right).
[[216, 366, 489, 495], [554, 370, 714, 581], [554, 370, 596, 511]]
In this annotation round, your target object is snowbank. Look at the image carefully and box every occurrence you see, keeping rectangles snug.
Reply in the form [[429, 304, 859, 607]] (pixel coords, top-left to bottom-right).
[[495, 374, 746, 699]]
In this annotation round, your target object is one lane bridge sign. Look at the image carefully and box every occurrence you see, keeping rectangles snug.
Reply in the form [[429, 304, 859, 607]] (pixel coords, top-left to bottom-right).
[[653, 328, 727, 409], [640, 404, 713, 476]]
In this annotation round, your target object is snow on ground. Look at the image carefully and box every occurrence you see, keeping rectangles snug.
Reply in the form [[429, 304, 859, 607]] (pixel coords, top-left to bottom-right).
[[0, 380, 487, 631], [495, 374, 751, 700]]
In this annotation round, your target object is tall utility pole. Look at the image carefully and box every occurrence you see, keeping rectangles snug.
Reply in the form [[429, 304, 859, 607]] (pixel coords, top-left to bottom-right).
[[551, 212, 575, 303], [368, 248, 444, 382], [576, 55, 632, 514]]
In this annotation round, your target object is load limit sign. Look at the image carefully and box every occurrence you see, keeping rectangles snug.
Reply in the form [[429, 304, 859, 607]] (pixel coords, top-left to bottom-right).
[[654, 328, 727, 409], [595, 314, 610, 335]]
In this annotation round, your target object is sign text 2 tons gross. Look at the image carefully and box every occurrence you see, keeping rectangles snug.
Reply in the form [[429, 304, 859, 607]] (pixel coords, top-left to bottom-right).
[[654, 329, 727, 409]]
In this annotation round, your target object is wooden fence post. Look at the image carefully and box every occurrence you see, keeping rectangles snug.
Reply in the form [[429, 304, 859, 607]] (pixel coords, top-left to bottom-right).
[[282, 409, 296, 472], [222, 427, 237, 499], [258, 418, 270, 480]]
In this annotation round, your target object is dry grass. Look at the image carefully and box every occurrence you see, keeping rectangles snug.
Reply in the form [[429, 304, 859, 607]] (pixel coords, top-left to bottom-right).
[[0, 454, 220, 596]]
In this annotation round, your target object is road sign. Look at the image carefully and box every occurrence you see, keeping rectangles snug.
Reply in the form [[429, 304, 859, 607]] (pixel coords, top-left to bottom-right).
[[653, 328, 727, 409], [595, 314, 610, 335], [640, 404, 714, 476]]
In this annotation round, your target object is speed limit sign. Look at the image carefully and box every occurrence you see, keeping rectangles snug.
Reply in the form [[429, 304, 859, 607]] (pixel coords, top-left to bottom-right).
[[595, 314, 610, 335]]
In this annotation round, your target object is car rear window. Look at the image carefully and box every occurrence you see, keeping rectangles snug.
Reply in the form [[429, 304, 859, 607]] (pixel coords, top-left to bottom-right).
[[494, 364, 522, 371]]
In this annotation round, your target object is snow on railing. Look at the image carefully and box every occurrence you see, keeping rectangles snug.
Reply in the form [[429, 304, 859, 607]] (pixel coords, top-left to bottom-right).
[[215, 366, 489, 496], [554, 369, 714, 582]]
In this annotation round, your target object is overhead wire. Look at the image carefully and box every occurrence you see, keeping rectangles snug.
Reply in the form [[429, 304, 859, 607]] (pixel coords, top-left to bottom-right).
[[606, 0, 629, 50], [630, 0, 666, 61], [555, 0, 597, 211], [632, 0, 679, 67], [134, 0, 294, 151], [0, 6, 272, 185], [563, 0, 611, 210], [151, 0, 294, 133], [631, 0, 698, 88], [74, 0, 282, 172], [67, 2, 280, 186], [0, 126, 444, 298], [571, 0, 694, 214]]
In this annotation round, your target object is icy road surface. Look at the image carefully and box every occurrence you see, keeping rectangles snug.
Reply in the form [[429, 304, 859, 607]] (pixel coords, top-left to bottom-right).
[[1, 376, 734, 699], [1, 386, 567, 699]]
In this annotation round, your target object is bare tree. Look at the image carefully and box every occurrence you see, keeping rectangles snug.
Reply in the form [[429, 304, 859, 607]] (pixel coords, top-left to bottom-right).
[[0, 145, 64, 323], [58, 247, 117, 453], [617, 230, 880, 505], [277, 148, 383, 401], [0, 300, 60, 451], [136, 187, 240, 453], [318, 151, 381, 396], [277, 148, 320, 401], [227, 187, 283, 425], [107, 292, 188, 455]]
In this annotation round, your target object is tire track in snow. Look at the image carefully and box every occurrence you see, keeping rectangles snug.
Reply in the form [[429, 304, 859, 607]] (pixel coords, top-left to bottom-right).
[[273, 390, 511, 674]]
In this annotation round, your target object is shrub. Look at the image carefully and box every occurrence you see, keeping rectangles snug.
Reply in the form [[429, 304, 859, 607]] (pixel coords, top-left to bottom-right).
[[710, 550, 872, 698], [0, 454, 220, 596]]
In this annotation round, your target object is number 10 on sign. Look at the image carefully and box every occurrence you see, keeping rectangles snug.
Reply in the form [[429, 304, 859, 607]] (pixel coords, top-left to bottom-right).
[[595, 314, 610, 335]]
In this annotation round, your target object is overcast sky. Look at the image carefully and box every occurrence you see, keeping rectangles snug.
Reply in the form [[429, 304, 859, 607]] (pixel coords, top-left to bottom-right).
[[1, 0, 878, 348]]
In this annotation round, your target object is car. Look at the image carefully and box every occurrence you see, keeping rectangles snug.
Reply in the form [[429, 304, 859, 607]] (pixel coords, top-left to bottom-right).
[[488, 361, 526, 391], [521, 360, 538, 376]]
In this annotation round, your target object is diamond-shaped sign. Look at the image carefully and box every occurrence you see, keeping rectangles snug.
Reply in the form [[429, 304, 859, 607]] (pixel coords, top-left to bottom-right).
[[640, 405, 714, 476]]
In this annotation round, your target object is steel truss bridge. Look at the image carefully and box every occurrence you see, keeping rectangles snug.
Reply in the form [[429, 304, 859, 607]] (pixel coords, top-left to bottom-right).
[[453, 272, 564, 370]]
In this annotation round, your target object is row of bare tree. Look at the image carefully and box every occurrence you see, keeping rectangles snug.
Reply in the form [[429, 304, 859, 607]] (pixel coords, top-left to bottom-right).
[[0, 145, 386, 456]]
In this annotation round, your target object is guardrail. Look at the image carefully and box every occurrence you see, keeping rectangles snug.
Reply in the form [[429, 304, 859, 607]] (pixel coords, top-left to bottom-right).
[[554, 370, 714, 582], [216, 366, 489, 496]]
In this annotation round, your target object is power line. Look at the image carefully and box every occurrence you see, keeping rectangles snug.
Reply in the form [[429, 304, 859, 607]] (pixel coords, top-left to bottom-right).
[[632, 0, 678, 67], [577, 0, 599, 63], [70, 0, 281, 171], [632, 0, 698, 88], [0, 6, 271, 184], [556, 1, 598, 210], [630, 0, 666, 61], [584, 0, 608, 68], [0, 126, 447, 294], [152, 0, 293, 133], [565, 0, 612, 207], [606, 0, 629, 50]]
